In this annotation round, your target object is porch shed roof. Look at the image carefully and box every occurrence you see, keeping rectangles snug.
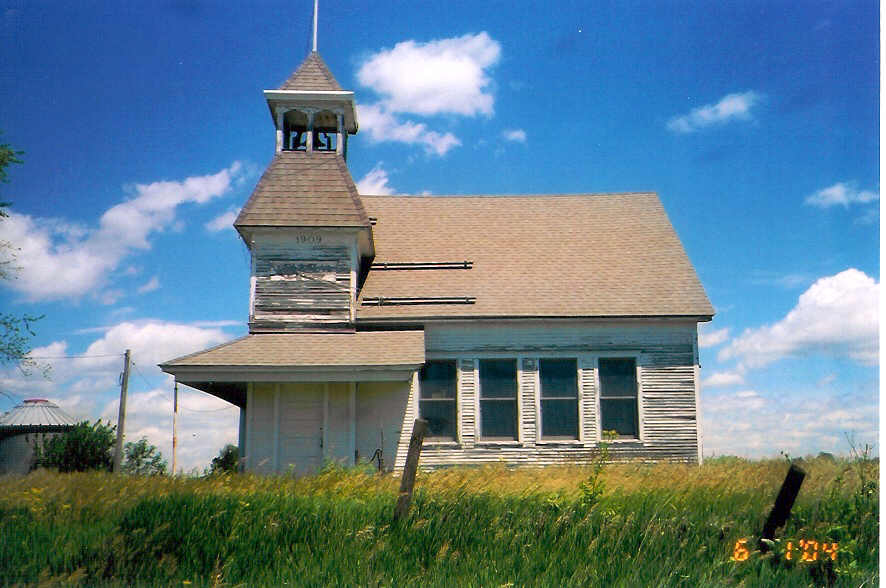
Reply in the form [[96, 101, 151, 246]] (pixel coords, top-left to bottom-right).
[[160, 330, 425, 370]]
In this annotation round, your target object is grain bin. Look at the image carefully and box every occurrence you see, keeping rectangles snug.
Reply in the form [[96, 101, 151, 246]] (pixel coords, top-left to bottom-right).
[[0, 399, 77, 474]]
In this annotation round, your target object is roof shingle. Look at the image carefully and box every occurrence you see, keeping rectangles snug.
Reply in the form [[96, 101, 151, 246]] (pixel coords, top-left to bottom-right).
[[161, 331, 425, 368], [357, 193, 714, 320], [235, 151, 369, 229], [278, 52, 343, 92]]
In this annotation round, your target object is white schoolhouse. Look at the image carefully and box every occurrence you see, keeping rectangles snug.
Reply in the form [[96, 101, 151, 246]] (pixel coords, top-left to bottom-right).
[[160, 50, 714, 474]]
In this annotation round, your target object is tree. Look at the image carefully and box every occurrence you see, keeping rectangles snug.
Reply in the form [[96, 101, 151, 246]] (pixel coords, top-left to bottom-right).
[[122, 437, 168, 476], [35, 420, 116, 472], [0, 136, 42, 380], [209, 444, 239, 474]]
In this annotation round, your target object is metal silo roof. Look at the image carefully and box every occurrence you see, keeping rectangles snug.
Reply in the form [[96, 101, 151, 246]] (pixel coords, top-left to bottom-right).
[[0, 399, 77, 429]]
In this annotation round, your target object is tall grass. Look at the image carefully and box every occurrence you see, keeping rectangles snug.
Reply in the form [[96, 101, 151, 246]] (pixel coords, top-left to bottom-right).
[[0, 456, 877, 586]]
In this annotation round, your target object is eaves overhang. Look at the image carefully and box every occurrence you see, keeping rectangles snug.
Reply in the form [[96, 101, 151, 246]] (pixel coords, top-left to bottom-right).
[[263, 90, 358, 133]]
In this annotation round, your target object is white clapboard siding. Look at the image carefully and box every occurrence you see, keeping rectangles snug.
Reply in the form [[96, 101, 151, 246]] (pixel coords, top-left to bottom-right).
[[520, 358, 537, 446], [393, 373, 420, 471], [579, 358, 597, 443], [459, 359, 477, 447], [405, 321, 702, 468], [251, 242, 352, 329]]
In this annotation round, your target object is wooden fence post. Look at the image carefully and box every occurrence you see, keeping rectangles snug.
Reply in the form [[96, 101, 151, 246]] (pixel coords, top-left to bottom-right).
[[393, 418, 428, 522], [759, 463, 806, 552]]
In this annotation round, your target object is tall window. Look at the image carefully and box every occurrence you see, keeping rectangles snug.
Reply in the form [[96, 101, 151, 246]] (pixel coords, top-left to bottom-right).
[[419, 360, 457, 439], [479, 359, 518, 439], [540, 359, 578, 439], [598, 358, 639, 438]]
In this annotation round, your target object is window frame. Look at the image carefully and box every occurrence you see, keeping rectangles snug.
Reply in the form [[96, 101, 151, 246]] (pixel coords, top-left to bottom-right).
[[477, 358, 519, 441], [418, 359, 459, 441], [595, 355, 643, 442], [537, 358, 580, 441]]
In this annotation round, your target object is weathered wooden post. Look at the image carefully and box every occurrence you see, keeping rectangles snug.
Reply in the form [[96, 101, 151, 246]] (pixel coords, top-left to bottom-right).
[[759, 463, 806, 552], [393, 418, 428, 522]]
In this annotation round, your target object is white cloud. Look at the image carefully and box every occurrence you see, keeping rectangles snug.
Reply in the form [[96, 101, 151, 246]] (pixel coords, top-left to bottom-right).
[[0, 162, 245, 302], [667, 91, 762, 133], [699, 326, 729, 348], [502, 129, 527, 143], [357, 32, 500, 117], [702, 383, 877, 458], [702, 370, 745, 388], [356, 163, 396, 195], [355, 32, 500, 157], [719, 269, 879, 368], [137, 276, 160, 294], [74, 320, 232, 373], [358, 103, 460, 156], [205, 208, 240, 232], [804, 182, 879, 208]]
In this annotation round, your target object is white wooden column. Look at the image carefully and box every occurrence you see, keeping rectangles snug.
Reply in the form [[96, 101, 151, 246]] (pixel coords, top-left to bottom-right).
[[322, 383, 329, 459], [245, 382, 254, 471], [275, 110, 284, 152], [305, 112, 314, 152], [349, 382, 356, 464], [272, 384, 280, 472], [336, 113, 344, 155]]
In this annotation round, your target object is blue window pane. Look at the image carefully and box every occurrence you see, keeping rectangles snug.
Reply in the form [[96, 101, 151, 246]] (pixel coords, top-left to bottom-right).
[[419, 360, 457, 438], [479, 359, 517, 399], [541, 399, 578, 438], [599, 358, 637, 398], [600, 398, 638, 437], [420, 361, 456, 399], [480, 400, 517, 438], [419, 400, 456, 439], [540, 359, 577, 398]]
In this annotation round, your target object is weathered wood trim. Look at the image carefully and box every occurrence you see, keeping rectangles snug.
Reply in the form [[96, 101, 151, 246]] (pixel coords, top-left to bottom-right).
[[521, 357, 538, 446], [460, 358, 477, 447], [516, 354, 524, 443], [349, 382, 356, 465], [455, 357, 463, 444], [245, 382, 254, 471], [693, 333, 703, 465], [322, 383, 329, 460], [394, 371, 420, 471], [579, 356, 596, 443], [272, 384, 280, 471]]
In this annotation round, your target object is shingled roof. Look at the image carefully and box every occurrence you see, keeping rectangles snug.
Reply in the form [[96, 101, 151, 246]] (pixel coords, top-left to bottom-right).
[[278, 51, 343, 91], [234, 151, 370, 230], [356, 193, 714, 320], [161, 331, 425, 369]]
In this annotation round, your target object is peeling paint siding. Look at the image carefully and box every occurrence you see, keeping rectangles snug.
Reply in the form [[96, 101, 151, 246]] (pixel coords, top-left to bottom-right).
[[406, 322, 701, 467], [520, 358, 537, 445], [251, 242, 352, 328], [579, 358, 597, 442]]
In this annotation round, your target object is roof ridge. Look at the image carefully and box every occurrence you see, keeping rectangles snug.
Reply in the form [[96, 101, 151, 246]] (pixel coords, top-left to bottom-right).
[[360, 192, 659, 199]]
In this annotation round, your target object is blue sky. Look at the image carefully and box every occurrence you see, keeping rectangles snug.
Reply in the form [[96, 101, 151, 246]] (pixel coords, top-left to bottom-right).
[[0, 1, 878, 471]]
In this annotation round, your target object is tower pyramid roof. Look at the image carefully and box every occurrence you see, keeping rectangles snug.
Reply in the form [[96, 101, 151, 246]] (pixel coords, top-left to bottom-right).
[[278, 51, 344, 92]]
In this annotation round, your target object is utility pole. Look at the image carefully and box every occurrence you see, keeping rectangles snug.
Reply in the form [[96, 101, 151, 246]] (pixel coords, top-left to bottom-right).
[[112, 349, 131, 473], [172, 381, 179, 475]]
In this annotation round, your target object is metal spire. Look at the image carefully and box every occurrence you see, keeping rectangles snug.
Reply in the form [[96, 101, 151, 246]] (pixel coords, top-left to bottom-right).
[[312, 0, 318, 52]]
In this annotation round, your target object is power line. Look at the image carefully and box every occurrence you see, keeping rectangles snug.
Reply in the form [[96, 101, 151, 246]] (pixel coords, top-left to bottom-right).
[[181, 405, 236, 413]]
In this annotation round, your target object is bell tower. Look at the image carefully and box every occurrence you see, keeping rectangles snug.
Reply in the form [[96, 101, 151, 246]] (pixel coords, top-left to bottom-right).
[[233, 46, 373, 333]]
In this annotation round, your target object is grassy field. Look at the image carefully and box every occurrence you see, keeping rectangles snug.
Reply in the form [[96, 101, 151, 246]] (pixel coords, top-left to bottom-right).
[[0, 455, 877, 587]]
